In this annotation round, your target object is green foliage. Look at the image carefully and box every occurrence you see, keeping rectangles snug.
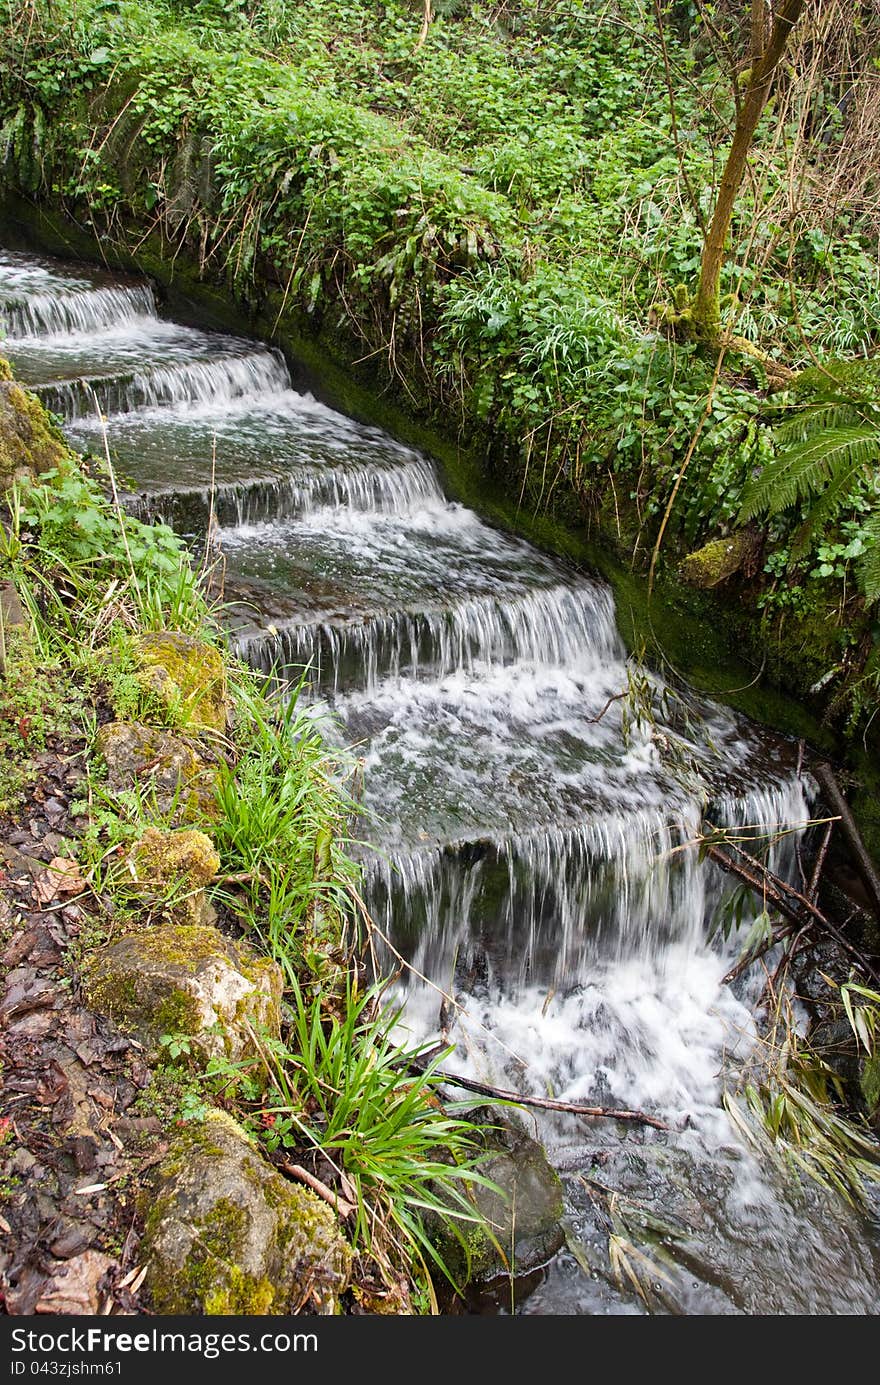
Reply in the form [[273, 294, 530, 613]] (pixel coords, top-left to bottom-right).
[[0, 626, 86, 812], [211, 668, 360, 979], [0, 0, 877, 719], [741, 359, 880, 600], [248, 976, 494, 1287]]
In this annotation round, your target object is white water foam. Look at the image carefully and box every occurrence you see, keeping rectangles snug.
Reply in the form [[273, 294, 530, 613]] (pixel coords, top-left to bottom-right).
[[1, 283, 157, 337]]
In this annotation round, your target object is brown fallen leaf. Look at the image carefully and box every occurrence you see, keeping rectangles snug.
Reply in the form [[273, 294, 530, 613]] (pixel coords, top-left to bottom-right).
[[35, 857, 86, 904], [34, 1251, 116, 1315]]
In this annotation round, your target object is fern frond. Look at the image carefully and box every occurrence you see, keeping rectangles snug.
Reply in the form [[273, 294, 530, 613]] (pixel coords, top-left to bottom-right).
[[740, 426, 880, 522], [789, 463, 869, 557], [860, 509, 880, 605], [775, 402, 866, 445], [795, 358, 880, 406]]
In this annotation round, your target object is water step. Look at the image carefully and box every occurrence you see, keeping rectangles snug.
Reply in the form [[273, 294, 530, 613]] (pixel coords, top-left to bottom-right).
[[26, 349, 290, 421], [220, 507, 617, 689], [0, 282, 157, 338], [364, 774, 810, 987], [65, 395, 442, 529], [332, 657, 802, 855], [233, 580, 621, 691], [0, 248, 112, 301]]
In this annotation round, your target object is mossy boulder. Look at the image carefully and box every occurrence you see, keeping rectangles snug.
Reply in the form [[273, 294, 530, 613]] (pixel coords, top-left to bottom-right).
[[128, 825, 220, 924], [85, 924, 282, 1061], [142, 1111, 351, 1314], [679, 530, 758, 589], [133, 631, 227, 733], [95, 721, 219, 824], [427, 1117, 564, 1283], [0, 364, 70, 487]]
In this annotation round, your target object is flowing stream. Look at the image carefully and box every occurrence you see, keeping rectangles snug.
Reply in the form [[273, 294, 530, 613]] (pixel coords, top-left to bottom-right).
[[3, 247, 879, 1314]]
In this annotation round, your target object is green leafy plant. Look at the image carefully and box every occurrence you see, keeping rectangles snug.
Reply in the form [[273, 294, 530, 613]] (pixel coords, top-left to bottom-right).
[[740, 359, 880, 599], [247, 977, 496, 1294], [211, 667, 361, 975]]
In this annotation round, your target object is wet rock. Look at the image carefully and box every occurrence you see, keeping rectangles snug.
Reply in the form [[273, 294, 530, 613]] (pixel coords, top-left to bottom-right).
[[84, 924, 282, 1060], [133, 631, 227, 733], [428, 1117, 565, 1283], [128, 825, 220, 924], [95, 721, 219, 823], [142, 1111, 351, 1314]]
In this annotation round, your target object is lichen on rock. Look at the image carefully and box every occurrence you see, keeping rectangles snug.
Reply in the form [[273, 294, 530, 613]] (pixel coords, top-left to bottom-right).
[[95, 721, 219, 824], [133, 631, 227, 733], [142, 1111, 351, 1314], [128, 825, 220, 924], [85, 923, 282, 1061]]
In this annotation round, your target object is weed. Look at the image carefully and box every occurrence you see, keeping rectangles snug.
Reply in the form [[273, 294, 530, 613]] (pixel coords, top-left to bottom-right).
[[243, 977, 496, 1295]]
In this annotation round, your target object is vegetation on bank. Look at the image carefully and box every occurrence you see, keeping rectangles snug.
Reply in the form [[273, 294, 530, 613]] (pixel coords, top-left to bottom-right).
[[1, 0, 878, 724], [0, 371, 494, 1313]]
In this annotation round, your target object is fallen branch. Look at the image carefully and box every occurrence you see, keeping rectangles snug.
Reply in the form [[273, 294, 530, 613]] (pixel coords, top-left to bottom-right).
[[409, 1058, 673, 1131], [814, 762, 880, 923], [280, 1161, 356, 1219], [708, 835, 880, 988], [807, 821, 834, 904]]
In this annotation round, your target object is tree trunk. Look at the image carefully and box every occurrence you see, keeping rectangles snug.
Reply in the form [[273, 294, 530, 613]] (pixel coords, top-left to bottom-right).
[[692, 0, 808, 342]]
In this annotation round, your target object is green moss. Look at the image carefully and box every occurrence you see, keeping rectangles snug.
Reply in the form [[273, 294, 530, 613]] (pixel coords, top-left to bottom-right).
[[85, 925, 282, 1061], [129, 825, 219, 921], [143, 1113, 351, 1314], [0, 365, 70, 486], [680, 532, 756, 589], [95, 721, 220, 824], [134, 631, 227, 733], [151, 1195, 277, 1315], [86, 957, 202, 1038]]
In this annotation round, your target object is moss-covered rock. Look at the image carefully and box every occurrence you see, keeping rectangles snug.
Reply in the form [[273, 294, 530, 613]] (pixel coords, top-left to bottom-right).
[[679, 531, 758, 588], [427, 1117, 564, 1283], [128, 825, 219, 924], [85, 924, 282, 1060], [0, 364, 70, 487], [133, 631, 227, 733], [142, 1110, 351, 1314], [95, 721, 219, 824]]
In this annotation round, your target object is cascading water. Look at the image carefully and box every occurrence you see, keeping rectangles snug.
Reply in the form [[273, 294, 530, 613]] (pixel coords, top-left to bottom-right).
[[3, 245, 878, 1314]]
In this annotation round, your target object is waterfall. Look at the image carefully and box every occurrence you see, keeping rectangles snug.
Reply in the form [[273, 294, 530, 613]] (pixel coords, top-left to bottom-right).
[[6, 241, 873, 1314]]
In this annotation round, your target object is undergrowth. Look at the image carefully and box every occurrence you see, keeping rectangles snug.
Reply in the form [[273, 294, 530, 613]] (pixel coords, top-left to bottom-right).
[[0, 0, 878, 723]]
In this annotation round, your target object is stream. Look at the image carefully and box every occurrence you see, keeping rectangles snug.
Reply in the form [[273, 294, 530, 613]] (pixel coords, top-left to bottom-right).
[[2, 246, 879, 1315]]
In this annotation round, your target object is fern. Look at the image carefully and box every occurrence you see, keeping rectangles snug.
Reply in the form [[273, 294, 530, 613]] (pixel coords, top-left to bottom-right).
[[740, 358, 880, 601]]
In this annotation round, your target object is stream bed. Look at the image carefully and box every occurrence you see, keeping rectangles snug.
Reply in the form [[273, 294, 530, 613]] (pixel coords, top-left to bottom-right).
[[3, 246, 879, 1314]]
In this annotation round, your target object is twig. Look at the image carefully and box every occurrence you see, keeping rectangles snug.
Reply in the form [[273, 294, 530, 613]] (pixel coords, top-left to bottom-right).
[[409, 1058, 673, 1131], [280, 1161, 356, 1219], [709, 838, 880, 987], [585, 689, 628, 724], [807, 820, 834, 904], [814, 762, 880, 923]]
